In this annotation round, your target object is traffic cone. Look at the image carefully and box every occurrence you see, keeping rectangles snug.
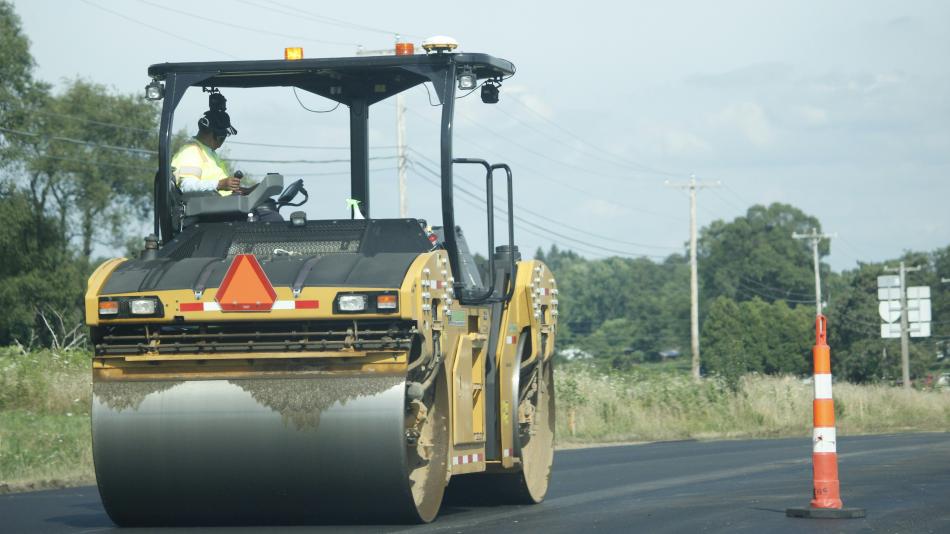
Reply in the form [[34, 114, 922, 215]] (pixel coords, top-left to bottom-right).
[[787, 314, 865, 519]]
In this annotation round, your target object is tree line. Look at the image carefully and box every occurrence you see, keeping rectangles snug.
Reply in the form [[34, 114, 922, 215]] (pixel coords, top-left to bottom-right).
[[538, 202, 949, 385]]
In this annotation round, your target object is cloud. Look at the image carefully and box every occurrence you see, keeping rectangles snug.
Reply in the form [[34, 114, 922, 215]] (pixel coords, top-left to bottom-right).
[[793, 105, 828, 126], [685, 62, 792, 88], [660, 128, 713, 157], [807, 70, 905, 95], [580, 198, 626, 218], [504, 85, 554, 120], [708, 102, 775, 147]]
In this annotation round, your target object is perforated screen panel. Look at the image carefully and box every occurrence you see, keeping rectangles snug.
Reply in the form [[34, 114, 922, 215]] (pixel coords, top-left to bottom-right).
[[225, 220, 366, 258], [227, 239, 360, 257]]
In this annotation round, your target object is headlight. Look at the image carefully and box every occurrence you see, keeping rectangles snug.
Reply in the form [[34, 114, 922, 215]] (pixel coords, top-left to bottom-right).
[[97, 296, 164, 318], [334, 292, 398, 314], [338, 294, 368, 312], [144, 80, 164, 100], [129, 299, 158, 315]]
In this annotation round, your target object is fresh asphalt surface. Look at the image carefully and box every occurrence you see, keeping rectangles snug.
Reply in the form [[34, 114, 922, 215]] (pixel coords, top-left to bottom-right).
[[2, 433, 948, 533]]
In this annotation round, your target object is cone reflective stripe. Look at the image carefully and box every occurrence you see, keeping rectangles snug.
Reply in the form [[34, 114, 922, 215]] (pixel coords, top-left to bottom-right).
[[787, 315, 863, 519]]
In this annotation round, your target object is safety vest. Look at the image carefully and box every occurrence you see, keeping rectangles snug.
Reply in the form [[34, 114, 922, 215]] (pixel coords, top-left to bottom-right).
[[171, 138, 232, 197]]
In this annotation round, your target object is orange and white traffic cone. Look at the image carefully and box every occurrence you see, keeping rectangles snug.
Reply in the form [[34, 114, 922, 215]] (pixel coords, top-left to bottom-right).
[[787, 314, 865, 519]]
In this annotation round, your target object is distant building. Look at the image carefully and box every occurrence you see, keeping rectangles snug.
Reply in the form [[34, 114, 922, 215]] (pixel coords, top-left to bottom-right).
[[559, 346, 593, 361]]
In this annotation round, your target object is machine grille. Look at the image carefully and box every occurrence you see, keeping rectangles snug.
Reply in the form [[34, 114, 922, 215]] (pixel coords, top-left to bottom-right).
[[94, 319, 415, 356], [226, 220, 366, 258]]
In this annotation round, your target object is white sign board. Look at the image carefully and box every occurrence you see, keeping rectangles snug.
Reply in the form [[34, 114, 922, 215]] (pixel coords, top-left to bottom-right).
[[881, 323, 902, 338], [878, 288, 901, 301], [911, 322, 931, 338], [877, 275, 900, 288], [878, 282, 932, 339], [908, 300, 932, 323], [879, 301, 901, 323], [907, 286, 930, 299]]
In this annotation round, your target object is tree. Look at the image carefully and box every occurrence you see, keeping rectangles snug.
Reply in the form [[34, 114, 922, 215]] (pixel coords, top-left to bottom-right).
[[698, 203, 824, 305], [0, 0, 50, 167], [0, 186, 84, 344], [19, 79, 158, 261], [702, 296, 812, 388]]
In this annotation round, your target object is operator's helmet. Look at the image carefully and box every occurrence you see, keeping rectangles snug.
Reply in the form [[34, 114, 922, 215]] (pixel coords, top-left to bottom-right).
[[198, 110, 237, 140]]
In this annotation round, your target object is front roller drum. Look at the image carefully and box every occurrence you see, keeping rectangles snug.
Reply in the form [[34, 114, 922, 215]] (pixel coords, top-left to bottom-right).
[[92, 373, 449, 525]]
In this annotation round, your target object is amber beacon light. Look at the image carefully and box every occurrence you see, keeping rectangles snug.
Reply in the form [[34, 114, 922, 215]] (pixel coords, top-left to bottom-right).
[[284, 47, 304, 60]]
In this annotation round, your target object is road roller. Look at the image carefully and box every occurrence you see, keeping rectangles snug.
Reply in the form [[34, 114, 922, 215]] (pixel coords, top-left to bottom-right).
[[85, 41, 558, 525]]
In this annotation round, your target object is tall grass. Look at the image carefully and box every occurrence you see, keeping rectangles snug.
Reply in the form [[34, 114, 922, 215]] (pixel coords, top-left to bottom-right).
[[1, 348, 948, 490], [0, 347, 92, 489], [555, 364, 950, 444]]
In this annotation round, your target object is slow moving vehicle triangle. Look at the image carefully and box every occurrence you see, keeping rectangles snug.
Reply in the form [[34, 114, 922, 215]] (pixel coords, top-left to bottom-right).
[[215, 254, 277, 311]]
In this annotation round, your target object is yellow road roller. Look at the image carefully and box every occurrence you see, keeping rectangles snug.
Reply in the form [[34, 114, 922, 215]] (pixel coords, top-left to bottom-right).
[[85, 42, 558, 525]]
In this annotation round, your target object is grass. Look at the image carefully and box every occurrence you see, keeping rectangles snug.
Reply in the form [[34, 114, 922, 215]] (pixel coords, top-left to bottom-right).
[[555, 362, 950, 445], [0, 411, 92, 490], [1, 347, 948, 491], [0, 347, 93, 491]]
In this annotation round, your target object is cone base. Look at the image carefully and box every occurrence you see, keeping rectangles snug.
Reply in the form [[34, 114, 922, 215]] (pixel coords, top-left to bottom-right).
[[786, 507, 866, 519]]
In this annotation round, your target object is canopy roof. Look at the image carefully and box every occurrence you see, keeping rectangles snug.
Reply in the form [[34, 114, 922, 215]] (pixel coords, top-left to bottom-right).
[[148, 53, 514, 104]]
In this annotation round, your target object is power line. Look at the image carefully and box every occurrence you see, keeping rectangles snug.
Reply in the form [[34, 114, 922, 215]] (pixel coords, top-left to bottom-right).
[[456, 112, 658, 185], [507, 96, 683, 178], [230, 155, 398, 164], [24, 153, 155, 172], [11, 105, 399, 152], [738, 274, 814, 299], [709, 187, 746, 214], [238, 0, 421, 39], [409, 150, 681, 252], [28, 108, 154, 134], [78, 0, 240, 60], [735, 281, 816, 304], [135, 0, 359, 47], [404, 108, 683, 222], [722, 183, 754, 210], [409, 163, 635, 260], [0, 126, 156, 156], [2, 126, 402, 165], [229, 140, 395, 151], [409, 157, 672, 260]]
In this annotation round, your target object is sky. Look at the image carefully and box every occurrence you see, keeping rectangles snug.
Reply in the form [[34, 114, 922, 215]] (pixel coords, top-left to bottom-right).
[[11, 0, 950, 271]]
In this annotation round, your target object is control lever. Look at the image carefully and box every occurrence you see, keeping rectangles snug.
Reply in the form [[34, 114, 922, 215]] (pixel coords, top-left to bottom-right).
[[234, 170, 245, 195]]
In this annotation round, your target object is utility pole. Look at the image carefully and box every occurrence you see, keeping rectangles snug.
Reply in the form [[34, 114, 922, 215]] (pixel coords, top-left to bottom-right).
[[885, 261, 922, 389], [666, 175, 720, 380], [396, 91, 408, 217], [792, 228, 835, 316]]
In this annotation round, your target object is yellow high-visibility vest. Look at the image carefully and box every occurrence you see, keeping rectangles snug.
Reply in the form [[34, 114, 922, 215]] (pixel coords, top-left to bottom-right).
[[171, 138, 232, 196]]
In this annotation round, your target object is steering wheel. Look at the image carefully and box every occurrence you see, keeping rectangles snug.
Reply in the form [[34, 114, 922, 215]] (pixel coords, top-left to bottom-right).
[[276, 179, 308, 208]]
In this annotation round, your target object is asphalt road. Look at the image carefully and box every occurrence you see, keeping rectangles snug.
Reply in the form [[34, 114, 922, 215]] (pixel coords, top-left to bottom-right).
[[2, 432, 948, 533]]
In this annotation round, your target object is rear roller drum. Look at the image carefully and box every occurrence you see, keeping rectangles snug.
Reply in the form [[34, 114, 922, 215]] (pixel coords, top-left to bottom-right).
[[445, 331, 555, 504], [405, 372, 450, 522], [503, 345, 556, 503]]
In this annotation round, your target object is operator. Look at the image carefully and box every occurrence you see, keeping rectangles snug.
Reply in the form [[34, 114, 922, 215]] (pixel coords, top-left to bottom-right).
[[171, 91, 244, 195], [172, 89, 283, 223]]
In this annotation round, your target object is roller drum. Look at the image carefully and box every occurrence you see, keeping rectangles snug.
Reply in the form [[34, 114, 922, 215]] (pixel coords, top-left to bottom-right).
[[92, 375, 422, 525]]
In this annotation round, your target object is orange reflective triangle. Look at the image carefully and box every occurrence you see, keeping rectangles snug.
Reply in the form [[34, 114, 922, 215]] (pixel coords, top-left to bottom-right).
[[215, 254, 277, 312]]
